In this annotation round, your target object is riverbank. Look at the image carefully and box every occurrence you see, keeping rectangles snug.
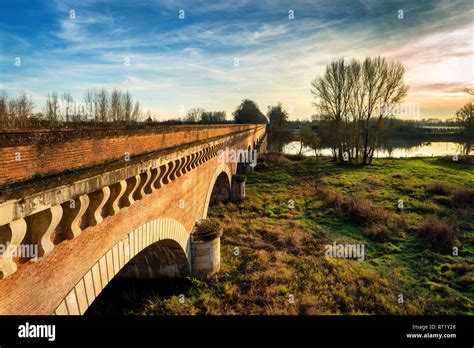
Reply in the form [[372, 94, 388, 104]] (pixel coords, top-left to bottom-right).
[[87, 155, 474, 315]]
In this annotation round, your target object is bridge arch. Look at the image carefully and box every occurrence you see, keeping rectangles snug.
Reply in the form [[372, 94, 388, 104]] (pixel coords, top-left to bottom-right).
[[53, 218, 190, 315], [202, 162, 232, 219]]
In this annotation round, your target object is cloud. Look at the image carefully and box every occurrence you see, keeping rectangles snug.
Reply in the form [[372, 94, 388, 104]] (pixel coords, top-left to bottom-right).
[[410, 82, 473, 94], [0, 0, 473, 119]]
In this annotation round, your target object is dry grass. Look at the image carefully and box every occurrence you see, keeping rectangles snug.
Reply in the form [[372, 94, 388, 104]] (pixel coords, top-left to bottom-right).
[[410, 200, 444, 214], [391, 172, 406, 179], [89, 155, 473, 316], [364, 224, 391, 242], [425, 181, 453, 195], [260, 153, 292, 167], [364, 175, 382, 187], [317, 186, 345, 211], [345, 196, 392, 226], [452, 187, 474, 207], [417, 215, 459, 252]]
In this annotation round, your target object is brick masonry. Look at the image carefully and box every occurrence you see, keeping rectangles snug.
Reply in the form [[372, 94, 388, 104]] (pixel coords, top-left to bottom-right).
[[0, 124, 266, 315], [0, 124, 261, 187]]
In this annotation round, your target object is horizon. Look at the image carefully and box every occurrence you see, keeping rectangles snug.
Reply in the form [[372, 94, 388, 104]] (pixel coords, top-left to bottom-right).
[[1, 0, 473, 120]]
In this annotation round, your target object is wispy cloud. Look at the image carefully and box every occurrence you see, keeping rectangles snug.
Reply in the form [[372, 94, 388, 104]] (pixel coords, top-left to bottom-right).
[[0, 0, 472, 119]]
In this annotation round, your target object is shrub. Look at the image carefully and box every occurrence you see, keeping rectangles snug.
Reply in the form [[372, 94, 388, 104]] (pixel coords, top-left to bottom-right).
[[318, 186, 345, 211], [318, 189, 393, 226], [286, 153, 306, 161], [345, 197, 391, 225], [353, 183, 371, 193], [452, 187, 474, 207], [364, 224, 391, 242], [392, 172, 405, 179], [261, 153, 292, 166], [425, 182, 453, 195], [393, 213, 408, 235], [417, 215, 459, 252], [364, 176, 382, 187]]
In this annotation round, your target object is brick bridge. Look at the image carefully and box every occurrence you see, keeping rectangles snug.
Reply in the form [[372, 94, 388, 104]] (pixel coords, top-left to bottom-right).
[[0, 124, 267, 315]]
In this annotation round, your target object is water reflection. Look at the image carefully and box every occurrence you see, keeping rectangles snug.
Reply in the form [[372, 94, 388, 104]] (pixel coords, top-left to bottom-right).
[[281, 141, 472, 158]]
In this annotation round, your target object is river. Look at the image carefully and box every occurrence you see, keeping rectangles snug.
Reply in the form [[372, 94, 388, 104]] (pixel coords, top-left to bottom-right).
[[282, 141, 471, 158]]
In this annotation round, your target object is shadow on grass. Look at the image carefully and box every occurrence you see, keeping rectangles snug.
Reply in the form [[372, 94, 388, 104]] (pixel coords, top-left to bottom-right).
[[86, 276, 193, 315]]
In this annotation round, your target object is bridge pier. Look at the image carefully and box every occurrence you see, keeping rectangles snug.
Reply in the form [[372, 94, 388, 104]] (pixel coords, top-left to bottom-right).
[[257, 134, 268, 154], [190, 219, 223, 278], [245, 163, 255, 174], [231, 174, 247, 202]]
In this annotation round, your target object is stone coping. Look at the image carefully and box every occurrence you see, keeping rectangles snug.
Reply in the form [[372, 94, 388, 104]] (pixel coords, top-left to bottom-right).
[[0, 124, 265, 147], [0, 127, 261, 201]]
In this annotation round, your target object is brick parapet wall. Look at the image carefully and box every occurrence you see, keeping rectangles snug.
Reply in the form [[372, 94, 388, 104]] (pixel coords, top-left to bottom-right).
[[0, 124, 264, 187]]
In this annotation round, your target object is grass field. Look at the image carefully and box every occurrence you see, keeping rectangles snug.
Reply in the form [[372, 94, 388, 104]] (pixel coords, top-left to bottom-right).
[[88, 154, 474, 315]]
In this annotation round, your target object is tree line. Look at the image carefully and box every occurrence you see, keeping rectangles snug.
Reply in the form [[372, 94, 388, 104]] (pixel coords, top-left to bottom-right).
[[184, 108, 227, 124], [175, 99, 269, 125], [0, 89, 271, 129], [0, 88, 144, 128], [0, 91, 35, 128]]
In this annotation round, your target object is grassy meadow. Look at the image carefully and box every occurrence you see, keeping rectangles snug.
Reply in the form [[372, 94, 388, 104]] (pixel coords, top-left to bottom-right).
[[88, 154, 473, 315]]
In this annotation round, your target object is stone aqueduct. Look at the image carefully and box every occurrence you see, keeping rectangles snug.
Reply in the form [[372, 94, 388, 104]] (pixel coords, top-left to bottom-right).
[[0, 124, 267, 315]]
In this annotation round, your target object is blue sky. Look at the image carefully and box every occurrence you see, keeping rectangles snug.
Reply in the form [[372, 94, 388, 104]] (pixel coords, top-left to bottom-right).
[[0, 0, 473, 119]]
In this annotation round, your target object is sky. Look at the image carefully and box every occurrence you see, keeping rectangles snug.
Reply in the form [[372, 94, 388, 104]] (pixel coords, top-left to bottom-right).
[[0, 0, 473, 120]]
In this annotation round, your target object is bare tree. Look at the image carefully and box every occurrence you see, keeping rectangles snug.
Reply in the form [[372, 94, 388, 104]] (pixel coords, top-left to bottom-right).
[[0, 90, 9, 127], [83, 89, 95, 121], [46, 92, 60, 124], [109, 89, 122, 122], [94, 89, 108, 122], [347, 61, 366, 161], [311, 58, 356, 162], [363, 57, 408, 163], [61, 91, 74, 123], [131, 101, 141, 121], [16, 92, 35, 125], [0, 88, 146, 128], [186, 108, 204, 123], [122, 91, 133, 122], [312, 56, 408, 164]]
